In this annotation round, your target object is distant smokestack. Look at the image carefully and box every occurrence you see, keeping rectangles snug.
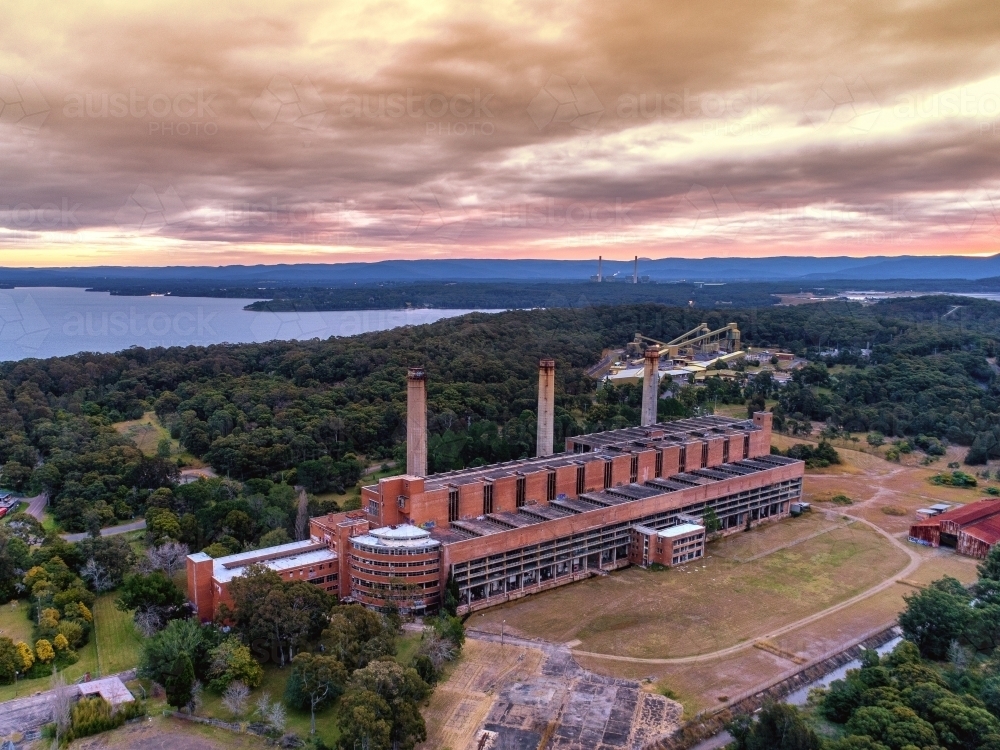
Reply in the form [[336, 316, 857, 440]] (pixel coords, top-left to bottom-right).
[[598, 256, 603, 282], [641, 347, 660, 426], [633, 256, 638, 284], [536, 359, 555, 457], [407, 367, 427, 477]]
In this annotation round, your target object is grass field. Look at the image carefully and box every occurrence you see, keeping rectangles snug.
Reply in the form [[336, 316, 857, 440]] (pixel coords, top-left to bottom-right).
[[395, 629, 421, 667], [195, 631, 422, 745], [576, 548, 981, 714], [195, 662, 341, 746], [66, 713, 275, 750], [0, 599, 34, 644], [475, 519, 907, 659], [0, 594, 141, 702], [94, 594, 144, 676], [568, 440, 990, 713], [0, 623, 98, 703], [114, 411, 174, 456]]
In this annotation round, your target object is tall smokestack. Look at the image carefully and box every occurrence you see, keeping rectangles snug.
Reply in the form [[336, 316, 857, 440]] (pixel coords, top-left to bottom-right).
[[407, 367, 427, 477], [633, 255, 638, 284], [536, 359, 555, 457], [641, 347, 660, 426], [598, 256, 603, 282]]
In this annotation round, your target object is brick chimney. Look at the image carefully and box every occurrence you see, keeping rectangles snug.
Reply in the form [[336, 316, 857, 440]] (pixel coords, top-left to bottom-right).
[[536, 359, 555, 457], [407, 367, 427, 477], [641, 346, 660, 427]]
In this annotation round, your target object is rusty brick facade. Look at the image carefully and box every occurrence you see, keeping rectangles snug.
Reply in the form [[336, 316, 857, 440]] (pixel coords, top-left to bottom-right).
[[188, 412, 803, 617]]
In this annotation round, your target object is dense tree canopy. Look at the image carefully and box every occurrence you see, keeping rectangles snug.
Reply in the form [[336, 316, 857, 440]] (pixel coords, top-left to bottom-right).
[[3, 296, 1000, 529]]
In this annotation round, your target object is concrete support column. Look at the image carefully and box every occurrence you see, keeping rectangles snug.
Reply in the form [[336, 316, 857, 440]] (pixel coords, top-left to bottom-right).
[[407, 367, 427, 477], [536, 359, 555, 457], [641, 346, 660, 426]]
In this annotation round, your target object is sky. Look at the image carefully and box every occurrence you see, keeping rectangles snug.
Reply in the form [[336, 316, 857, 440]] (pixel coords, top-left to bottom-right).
[[1, 0, 1000, 267]]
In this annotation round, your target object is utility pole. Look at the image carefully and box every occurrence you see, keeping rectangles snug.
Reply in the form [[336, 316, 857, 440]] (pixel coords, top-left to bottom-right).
[[501, 619, 505, 650]]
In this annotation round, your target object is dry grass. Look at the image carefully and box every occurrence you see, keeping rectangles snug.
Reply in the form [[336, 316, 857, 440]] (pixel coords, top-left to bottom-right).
[[61, 714, 274, 750], [576, 549, 980, 715], [0, 599, 34, 644], [799, 444, 987, 536], [113, 411, 174, 457], [567, 443, 992, 715], [577, 646, 789, 716], [710, 512, 845, 563], [475, 521, 906, 659]]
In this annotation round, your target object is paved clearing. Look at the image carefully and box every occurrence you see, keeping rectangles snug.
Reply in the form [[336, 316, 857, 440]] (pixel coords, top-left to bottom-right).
[[23, 492, 47, 521], [61, 519, 146, 543], [421, 632, 680, 750]]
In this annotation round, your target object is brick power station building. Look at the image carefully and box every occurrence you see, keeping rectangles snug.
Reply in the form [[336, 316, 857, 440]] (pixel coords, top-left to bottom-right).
[[188, 353, 804, 619]]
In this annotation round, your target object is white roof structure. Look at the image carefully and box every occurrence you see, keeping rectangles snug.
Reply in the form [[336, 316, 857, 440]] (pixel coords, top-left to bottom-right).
[[192, 539, 338, 583], [351, 524, 441, 551], [633, 522, 705, 538], [656, 523, 705, 539], [78, 676, 134, 705]]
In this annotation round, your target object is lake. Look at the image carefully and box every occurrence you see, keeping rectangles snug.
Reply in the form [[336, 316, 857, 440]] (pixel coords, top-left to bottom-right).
[[0, 288, 496, 361]]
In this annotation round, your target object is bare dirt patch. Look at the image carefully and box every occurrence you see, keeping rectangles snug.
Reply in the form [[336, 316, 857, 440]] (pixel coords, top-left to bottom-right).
[[59, 715, 272, 750], [800, 444, 987, 535], [577, 646, 789, 717], [419, 637, 545, 750]]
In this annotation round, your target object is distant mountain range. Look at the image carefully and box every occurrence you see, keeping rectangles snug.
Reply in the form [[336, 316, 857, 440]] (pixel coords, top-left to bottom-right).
[[1, 255, 999, 286]]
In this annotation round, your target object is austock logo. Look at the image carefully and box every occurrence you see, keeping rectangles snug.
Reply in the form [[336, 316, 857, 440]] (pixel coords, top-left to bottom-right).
[[0, 291, 50, 356], [803, 74, 881, 133], [115, 184, 189, 232], [0, 75, 50, 133], [250, 75, 326, 132], [528, 75, 604, 132]]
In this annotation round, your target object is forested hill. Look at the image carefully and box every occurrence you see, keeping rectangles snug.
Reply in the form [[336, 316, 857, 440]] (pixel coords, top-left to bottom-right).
[[2, 296, 1000, 531], [238, 280, 1000, 313]]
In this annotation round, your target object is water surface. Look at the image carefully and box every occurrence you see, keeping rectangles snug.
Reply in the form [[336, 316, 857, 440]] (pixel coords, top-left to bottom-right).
[[0, 287, 495, 361]]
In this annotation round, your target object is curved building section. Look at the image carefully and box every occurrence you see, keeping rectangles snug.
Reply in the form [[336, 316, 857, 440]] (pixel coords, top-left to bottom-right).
[[348, 524, 442, 614]]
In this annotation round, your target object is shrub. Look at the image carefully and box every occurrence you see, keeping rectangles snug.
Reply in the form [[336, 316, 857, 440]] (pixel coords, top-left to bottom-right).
[[830, 494, 853, 506], [914, 435, 946, 456], [35, 639, 55, 664], [208, 637, 263, 692], [931, 471, 978, 488], [64, 696, 145, 742], [57, 620, 85, 649], [15, 641, 34, 671], [881, 506, 907, 516], [0, 637, 18, 684], [53, 634, 70, 652], [784, 441, 841, 469]]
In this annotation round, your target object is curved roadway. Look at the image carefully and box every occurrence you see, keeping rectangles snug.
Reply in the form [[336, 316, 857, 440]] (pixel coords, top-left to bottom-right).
[[570, 512, 921, 665]]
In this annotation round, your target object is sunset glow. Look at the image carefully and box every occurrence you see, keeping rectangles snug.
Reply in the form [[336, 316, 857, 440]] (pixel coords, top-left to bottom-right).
[[2, 0, 1000, 266]]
